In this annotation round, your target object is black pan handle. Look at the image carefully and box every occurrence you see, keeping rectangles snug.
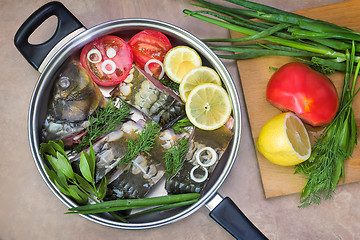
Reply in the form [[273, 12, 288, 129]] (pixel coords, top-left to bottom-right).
[[208, 194, 268, 240], [14, 1, 84, 70]]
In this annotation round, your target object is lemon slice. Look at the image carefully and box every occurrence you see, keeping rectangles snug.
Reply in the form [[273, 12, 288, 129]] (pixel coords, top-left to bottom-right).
[[179, 66, 222, 102], [185, 83, 231, 130], [256, 112, 311, 166], [164, 46, 202, 83]]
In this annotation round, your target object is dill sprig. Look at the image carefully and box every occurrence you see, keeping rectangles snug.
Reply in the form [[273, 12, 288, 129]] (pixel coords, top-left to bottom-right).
[[295, 42, 360, 208], [74, 99, 131, 153], [171, 117, 193, 134], [158, 75, 180, 94], [164, 137, 190, 181], [118, 121, 161, 167]]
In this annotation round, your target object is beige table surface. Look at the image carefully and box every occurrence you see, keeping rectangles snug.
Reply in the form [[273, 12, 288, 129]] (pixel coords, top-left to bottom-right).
[[1, 0, 359, 239]]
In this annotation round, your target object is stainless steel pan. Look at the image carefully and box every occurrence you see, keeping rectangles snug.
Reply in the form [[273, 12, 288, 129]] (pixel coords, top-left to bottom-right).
[[14, 2, 267, 239]]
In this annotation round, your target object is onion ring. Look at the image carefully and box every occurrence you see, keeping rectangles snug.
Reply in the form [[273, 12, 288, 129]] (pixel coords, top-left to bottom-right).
[[196, 147, 218, 167], [190, 165, 208, 183], [106, 47, 117, 58], [144, 59, 165, 79], [101, 60, 116, 74], [87, 48, 102, 63]]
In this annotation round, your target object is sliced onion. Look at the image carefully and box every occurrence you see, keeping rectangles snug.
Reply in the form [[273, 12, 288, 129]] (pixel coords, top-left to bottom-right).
[[144, 59, 165, 79], [106, 47, 117, 58], [101, 59, 116, 74], [190, 165, 208, 183], [87, 48, 102, 63], [196, 147, 218, 167]]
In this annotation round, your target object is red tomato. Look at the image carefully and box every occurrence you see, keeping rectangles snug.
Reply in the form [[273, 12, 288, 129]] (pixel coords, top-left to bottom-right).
[[128, 30, 172, 78], [266, 62, 339, 126], [80, 35, 133, 86]]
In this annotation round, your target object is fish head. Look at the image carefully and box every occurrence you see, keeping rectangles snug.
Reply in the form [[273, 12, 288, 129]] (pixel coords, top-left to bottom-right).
[[49, 60, 105, 122]]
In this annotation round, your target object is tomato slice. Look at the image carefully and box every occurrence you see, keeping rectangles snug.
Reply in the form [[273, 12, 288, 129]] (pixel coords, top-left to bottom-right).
[[80, 35, 133, 86], [128, 30, 172, 78]]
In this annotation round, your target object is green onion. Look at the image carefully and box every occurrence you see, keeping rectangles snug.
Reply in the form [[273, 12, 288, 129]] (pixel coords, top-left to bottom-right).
[[124, 199, 199, 219], [66, 193, 200, 215], [183, 9, 346, 59], [184, 0, 360, 74], [222, 0, 353, 33]]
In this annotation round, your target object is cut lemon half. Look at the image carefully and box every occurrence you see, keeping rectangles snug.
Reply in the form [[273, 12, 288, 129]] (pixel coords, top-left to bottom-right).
[[185, 83, 231, 130], [164, 46, 202, 83], [256, 112, 311, 166], [179, 66, 222, 102]]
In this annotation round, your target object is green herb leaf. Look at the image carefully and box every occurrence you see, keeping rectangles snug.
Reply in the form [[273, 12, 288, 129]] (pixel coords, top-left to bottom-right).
[[45, 152, 74, 181], [41, 141, 100, 205], [46, 155, 60, 173], [56, 152, 75, 180], [50, 140, 67, 157], [54, 179, 71, 197], [74, 173, 96, 196], [40, 142, 56, 157], [68, 185, 88, 205], [53, 171, 71, 197], [44, 164, 57, 183], [79, 151, 93, 183], [97, 176, 108, 201]]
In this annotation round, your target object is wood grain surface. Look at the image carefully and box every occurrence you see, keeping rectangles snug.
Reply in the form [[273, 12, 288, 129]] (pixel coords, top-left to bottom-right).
[[232, 0, 360, 198]]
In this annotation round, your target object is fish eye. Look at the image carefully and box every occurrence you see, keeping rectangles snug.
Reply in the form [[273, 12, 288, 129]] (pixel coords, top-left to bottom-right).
[[58, 77, 71, 89]]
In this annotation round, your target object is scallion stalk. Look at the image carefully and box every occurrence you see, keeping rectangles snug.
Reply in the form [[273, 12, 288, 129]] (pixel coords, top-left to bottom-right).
[[185, 0, 360, 73], [67, 193, 200, 215], [183, 9, 346, 60]]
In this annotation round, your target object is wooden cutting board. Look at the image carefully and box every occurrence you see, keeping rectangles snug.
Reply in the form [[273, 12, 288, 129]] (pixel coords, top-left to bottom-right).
[[232, 0, 360, 198]]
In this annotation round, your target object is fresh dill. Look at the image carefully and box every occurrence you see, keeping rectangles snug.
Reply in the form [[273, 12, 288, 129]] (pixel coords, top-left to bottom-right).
[[295, 42, 360, 208], [158, 75, 180, 94], [74, 99, 131, 153], [118, 121, 161, 167], [171, 117, 193, 134], [164, 137, 190, 181]]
